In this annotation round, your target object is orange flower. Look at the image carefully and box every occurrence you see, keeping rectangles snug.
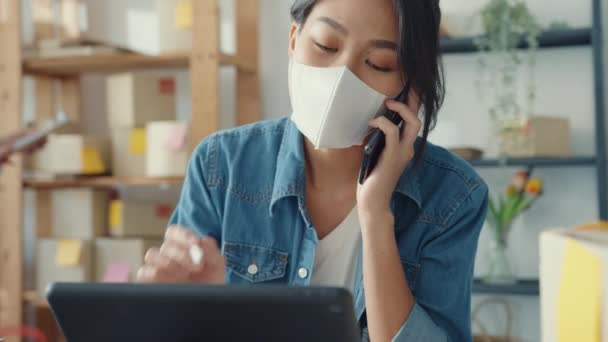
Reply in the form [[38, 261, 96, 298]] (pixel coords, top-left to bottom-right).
[[525, 178, 543, 195], [505, 184, 518, 197], [512, 170, 529, 191]]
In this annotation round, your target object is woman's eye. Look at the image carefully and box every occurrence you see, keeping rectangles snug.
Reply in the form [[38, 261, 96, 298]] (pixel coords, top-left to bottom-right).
[[366, 60, 394, 73], [314, 41, 338, 53]]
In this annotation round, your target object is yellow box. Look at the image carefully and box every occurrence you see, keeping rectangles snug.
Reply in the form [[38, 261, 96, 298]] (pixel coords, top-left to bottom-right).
[[540, 226, 608, 342]]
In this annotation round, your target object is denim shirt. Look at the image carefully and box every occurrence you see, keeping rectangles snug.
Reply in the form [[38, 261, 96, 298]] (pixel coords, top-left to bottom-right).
[[170, 117, 489, 342]]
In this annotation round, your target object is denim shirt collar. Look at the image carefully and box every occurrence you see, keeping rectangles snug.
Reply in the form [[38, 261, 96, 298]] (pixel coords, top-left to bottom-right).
[[269, 118, 422, 217]]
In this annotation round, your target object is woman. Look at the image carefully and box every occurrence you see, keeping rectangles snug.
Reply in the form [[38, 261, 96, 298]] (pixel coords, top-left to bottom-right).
[[137, 0, 488, 341]]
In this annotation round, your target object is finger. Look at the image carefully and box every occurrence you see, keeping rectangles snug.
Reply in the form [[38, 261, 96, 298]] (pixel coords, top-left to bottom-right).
[[136, 265, 184, 284], [368, 116, 401, 149], [144, 247, 191, 278], [165, 225, 202, 245], [160, 241, 205, 274], [385, 100, 422, 146], [198, 236, 222, 265]]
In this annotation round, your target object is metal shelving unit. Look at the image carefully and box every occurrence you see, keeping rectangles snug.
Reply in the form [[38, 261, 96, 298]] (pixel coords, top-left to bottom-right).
[[442, 1, 607, 296]]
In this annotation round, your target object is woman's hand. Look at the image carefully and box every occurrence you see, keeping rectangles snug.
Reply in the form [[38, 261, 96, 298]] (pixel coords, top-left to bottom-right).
[[136, 225, 226, 284], [357, 96, 422, 224]]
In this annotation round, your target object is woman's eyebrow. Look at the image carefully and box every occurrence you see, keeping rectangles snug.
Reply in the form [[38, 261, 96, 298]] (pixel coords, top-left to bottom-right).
[[370, 39, 397, 51], [316, 16, 348, 35]]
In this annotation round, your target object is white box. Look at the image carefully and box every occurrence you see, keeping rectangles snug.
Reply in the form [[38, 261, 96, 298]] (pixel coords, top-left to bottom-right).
[[111, 128, 146, 178], [37, 239, 93, 297], [52, 189, 108, 238], [107, 72, 176, 128], [109, 199, 174, 238], [32, 134, 110, 175], [95, 238, 162, 282], [146, 121, 189, 177], [540, 227, 608, 342], [79, 0, 192, 55]]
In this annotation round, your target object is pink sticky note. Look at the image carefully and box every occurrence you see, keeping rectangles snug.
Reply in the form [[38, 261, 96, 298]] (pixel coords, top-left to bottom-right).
[[102, 261, 130, 283], [164, 125, 188, 151]]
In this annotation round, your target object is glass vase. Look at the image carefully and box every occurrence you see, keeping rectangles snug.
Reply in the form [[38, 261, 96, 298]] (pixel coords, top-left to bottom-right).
[[483, 238, 516, 285]]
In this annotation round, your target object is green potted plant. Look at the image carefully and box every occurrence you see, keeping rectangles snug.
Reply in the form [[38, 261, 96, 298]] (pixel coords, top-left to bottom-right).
[[484, 170, 543, 284], [474, 0, 542, 156]]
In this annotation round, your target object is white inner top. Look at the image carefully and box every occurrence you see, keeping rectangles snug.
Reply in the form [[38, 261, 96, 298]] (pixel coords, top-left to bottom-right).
[[310, 207, 362, 293]]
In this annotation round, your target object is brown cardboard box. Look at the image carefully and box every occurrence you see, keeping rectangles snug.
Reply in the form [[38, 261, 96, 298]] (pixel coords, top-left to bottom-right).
[[498, 117, 570, 157], [32, 134, 110, 175], [52, 189, 108, 238], [111, 128, 146, 178], [107, 72, 176, 128], [95, 238, 162, 282], [36, 239, 93, 297], [146, 121, 189, 177], [109, 200, 174, 238]]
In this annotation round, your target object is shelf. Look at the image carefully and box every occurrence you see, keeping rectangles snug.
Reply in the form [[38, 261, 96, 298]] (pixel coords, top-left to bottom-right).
[[441, 28, 591, 54], [468, 156, 597, 168], [23, 290, 49, 308], [23, 52, 255, 77], [23, 176, 184, 189], [473, 279, 539, 296]]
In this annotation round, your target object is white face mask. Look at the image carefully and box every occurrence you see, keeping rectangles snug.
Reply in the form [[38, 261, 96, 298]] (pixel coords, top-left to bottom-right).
[[288, 60, 388, 149]]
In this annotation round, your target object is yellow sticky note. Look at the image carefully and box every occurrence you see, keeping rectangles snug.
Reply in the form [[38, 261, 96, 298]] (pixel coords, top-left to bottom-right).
[[128, 129, 146, 155], [82, 146, 105, 174], [557, 239, 601, 342], [109, 200, 123, 234], [56, 240, 82, 267], [175, 1, 193, 29]]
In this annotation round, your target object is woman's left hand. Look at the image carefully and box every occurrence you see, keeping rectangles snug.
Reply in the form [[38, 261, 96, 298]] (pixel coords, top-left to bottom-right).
[[357, 97, 422, 222]]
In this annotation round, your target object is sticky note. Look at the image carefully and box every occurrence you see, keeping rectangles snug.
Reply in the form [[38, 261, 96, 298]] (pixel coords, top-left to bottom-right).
[[189, 245, 203, 265], [102, 261, 130, 283], [128, 129, 146, 155], [109, 200, 123, 234], [557, 239, 601, 342], [175, 1, 193, 29], [164, 125, 188, 151], [82, 146, 105, 174], [56, 240, 82, 267]]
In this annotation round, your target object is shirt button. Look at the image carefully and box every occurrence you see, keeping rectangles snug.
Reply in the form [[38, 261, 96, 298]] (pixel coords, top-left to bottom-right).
[[298, 267, 309, 279], [247, 264, 259, 275]]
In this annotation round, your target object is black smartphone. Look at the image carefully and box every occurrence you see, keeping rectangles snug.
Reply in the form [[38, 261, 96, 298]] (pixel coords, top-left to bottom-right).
[[358, 86, 409, 185]]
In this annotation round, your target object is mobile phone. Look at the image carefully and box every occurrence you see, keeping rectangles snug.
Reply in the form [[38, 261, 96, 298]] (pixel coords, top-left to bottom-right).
[[12, 112, 70, 153], [358, 86, 409, 185]]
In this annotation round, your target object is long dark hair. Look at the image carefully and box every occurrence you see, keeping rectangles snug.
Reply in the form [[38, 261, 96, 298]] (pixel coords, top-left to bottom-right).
[[290, 0, 445, 163]]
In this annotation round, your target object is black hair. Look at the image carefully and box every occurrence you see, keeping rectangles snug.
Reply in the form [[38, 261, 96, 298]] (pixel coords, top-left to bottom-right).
[[291, 0, 445, 164]]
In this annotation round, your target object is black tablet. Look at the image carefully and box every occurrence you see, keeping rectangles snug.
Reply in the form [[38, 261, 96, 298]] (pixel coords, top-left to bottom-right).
[[47, 283, 360, 342]]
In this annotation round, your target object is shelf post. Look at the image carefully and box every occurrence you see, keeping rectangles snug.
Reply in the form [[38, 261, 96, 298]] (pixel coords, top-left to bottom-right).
[[236, 0, 261, 125], [593, 0, 608, 220], [0, 0, 24, 334]]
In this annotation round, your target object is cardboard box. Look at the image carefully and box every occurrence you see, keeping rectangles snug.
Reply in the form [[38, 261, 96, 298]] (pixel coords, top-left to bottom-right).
[[499, 117, 570, 158], [107, 72, 176, 128], [146, 121, 189, 177], [111, 128, 146, 178], [79, 0, 192, 55], [32, 134, 110, 175], [540, 226, 608, 342], [52, 189, 108, 238], [37, 239, 93, 297], [109, 200, 173, 238], [95, 238, 162, 282]]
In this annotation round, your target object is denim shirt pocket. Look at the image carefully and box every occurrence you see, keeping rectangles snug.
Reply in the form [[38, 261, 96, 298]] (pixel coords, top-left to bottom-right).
[[224, 242, 289, 283], [401, 261, 421, 292]]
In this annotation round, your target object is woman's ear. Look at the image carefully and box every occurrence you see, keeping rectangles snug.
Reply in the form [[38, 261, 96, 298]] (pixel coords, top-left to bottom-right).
[[288, 22, 298, 59]]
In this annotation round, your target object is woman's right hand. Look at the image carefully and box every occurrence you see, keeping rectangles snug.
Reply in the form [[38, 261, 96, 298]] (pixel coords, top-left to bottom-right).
[[136, 225, 226, 284]]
